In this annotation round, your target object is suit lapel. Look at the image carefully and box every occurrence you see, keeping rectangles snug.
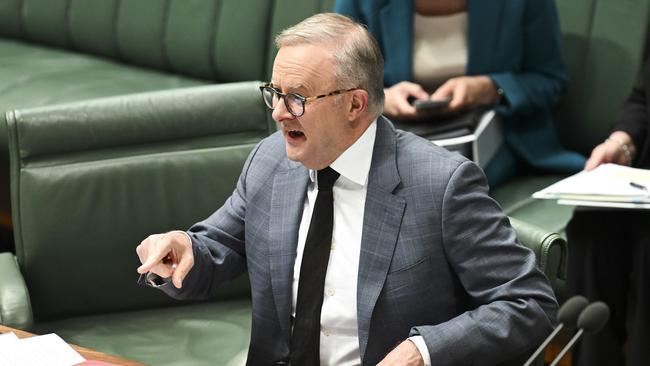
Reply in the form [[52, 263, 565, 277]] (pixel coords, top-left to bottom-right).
[[467, 0, 505, 74], [269, 160, 309, 340], [357, 118, 406, 360]]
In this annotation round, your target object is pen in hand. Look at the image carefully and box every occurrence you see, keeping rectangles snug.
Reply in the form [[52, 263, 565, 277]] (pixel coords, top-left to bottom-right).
[[629, 181, 648, 191]]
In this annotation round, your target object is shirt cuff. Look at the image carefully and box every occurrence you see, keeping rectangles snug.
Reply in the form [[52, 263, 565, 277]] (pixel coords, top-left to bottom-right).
[[408, 336, 431, 366]]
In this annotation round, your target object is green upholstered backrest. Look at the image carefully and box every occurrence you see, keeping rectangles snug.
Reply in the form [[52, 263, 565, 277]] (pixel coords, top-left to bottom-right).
[[0, 0, 334, 82], [7, 82, 274, 321], [0, 0, 333, 152], [555, 0, 650, 155]]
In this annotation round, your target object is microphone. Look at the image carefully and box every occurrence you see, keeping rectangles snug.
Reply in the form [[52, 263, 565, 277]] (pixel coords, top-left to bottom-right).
[[548, 301, 610, 366], [522, 295, 589, 366]]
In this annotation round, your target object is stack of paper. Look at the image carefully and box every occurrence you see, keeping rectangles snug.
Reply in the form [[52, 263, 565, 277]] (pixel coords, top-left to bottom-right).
[[0, 332, 86, 366], [532, 163, 650, 209]]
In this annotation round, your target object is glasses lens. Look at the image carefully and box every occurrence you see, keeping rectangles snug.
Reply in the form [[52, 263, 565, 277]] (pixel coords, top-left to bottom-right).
[[260, 86, 305, 117], [261, 87, 276, 109], [285, 93, 304, 117]]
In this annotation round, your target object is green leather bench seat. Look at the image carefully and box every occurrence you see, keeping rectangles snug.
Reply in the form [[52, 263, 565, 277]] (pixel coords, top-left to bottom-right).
[[1, 83, 269, 365], [0, 0, 334, 151]]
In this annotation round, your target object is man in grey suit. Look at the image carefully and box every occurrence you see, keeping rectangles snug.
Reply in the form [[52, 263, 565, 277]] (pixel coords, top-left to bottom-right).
[[136, 13, 557, 366]]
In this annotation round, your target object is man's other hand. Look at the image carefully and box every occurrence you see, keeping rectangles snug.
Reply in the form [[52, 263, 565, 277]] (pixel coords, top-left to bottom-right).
[[377, 339, 425, 366], [136, 231, 194, 289]]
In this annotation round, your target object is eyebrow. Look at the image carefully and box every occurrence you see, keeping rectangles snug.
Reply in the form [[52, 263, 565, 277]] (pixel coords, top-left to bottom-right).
[[270, 81, 307, 93]]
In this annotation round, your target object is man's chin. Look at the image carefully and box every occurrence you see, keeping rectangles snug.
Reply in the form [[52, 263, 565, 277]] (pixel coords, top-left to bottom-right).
[[285, 145, 303, 164]]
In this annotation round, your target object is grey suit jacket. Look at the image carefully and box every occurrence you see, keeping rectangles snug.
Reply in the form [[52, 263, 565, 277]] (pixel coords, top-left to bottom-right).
[[159, 117, 558, 366]]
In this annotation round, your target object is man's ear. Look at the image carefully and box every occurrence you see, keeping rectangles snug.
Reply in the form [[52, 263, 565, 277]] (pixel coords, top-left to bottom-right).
[[348, 89, 369, 120]]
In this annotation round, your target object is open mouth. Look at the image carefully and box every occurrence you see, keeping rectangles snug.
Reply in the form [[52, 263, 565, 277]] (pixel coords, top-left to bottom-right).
[[288, 130, 305, 138]]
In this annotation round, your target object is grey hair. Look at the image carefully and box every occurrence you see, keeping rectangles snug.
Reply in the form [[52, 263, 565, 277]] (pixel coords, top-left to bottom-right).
[[275, 13, 385, 118]]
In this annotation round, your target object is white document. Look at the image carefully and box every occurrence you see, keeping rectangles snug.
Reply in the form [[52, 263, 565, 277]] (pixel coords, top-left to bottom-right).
[[557, 199, 650, 209], [532, 163, 650, 209], [0, 332, 19, 345], [0, 333, 85, 366]]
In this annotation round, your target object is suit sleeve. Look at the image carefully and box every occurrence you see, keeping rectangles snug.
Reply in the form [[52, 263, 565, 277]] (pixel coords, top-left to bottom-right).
[[410, 161, 558, 365], [154, 141, 265, 300], [490, 0, 568, 117]]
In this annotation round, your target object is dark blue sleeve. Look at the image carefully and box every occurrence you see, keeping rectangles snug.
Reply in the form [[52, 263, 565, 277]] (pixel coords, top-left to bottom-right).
[[490, 0, 569, 117], [334, 0, 364, 23]]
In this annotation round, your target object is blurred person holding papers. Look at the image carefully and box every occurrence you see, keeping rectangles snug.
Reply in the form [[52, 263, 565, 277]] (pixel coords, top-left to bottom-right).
[[565, 34, 650, 366]]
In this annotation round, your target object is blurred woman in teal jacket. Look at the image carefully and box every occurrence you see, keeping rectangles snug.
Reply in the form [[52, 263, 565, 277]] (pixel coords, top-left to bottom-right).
[[335, 0, 585, 187]]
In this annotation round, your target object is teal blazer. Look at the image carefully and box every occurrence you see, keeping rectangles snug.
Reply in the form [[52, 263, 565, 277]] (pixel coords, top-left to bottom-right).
[[335, 0, 586, 185]]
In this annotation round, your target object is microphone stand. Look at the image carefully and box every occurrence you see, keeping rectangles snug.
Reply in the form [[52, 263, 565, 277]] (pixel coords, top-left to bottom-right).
[[521, 295, 589, 366], [549, 329, 583, 366], [522, 324, 563, 366], [548, 301, 610, 366]]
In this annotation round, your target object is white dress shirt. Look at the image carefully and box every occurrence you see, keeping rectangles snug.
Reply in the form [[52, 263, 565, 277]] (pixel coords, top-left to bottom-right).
[[290, 121, 431, 365]]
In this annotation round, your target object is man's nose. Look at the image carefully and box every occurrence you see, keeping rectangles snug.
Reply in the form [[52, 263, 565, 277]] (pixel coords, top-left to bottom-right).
[[271, 98, 294, 122]]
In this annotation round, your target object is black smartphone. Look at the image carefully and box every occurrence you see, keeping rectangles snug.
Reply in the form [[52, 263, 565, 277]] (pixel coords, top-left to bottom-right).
[[408, 96, 452, 111]]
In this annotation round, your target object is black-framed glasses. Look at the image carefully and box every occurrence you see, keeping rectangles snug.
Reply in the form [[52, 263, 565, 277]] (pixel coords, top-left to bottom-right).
[[259, 83, 359, 117]]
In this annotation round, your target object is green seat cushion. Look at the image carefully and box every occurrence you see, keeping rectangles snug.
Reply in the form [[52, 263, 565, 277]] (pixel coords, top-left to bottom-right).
[[35, 300, 252, 366]]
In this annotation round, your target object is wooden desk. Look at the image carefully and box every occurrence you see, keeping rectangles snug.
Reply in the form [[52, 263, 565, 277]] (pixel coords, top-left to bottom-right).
[[0, 325, 146, 366]]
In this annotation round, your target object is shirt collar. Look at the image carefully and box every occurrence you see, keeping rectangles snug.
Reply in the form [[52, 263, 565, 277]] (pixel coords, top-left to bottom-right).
[[309, 119, 377, 187]]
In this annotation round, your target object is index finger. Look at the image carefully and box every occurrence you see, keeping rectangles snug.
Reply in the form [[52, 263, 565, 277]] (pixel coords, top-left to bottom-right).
[[431, 80, 454, 100], [446, 84, 466, 110], [585, 148, 606, 171], [401, 82, 429, 100], [137, 239, 172, 274]]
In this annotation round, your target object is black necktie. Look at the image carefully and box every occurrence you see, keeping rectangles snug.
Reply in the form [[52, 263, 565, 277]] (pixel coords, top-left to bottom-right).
[[290, 167, 340, 365]]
